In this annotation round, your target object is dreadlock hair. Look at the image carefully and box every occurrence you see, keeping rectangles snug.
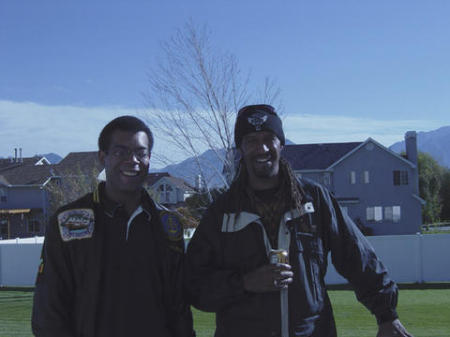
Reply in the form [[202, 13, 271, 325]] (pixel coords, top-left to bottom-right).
[[227, 157, 304, 225], [279, 157, 304, 214]]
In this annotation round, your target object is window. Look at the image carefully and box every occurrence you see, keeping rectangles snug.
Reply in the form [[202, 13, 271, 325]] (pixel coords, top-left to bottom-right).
[[393, 206, 401, 222], [363, 170, 370, 184], [28, 219, 41, 233], [158, 184, 173, 203], [393, 170, 408, 185], [385, 206, 401, 222], [0, 218, 8, 236], [366, 206, 382, 222], [350, 171, 356, 184], [323, 173, 331, 185]]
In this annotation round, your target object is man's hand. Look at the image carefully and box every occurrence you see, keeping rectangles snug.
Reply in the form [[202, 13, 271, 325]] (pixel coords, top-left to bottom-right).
[[243, 263, 293, 293], [377, 319, 413, 337]]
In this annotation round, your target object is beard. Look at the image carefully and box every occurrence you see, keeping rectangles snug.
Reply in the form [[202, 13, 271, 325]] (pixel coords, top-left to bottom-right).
[[246, 155, 280, 179]]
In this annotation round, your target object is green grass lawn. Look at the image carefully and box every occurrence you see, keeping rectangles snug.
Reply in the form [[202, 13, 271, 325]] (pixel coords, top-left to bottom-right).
[[1, 289, 449, 337], [0, 291, 34, 337]]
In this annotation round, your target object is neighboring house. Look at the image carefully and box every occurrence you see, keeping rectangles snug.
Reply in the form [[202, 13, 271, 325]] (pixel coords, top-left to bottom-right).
[[0, 151, 103, 239], [282, 131, 423, 235], [145, 172, 195, 207], [57, 151, 103, 174], [0, 156, 51, 170], [0, 155, 55, 239]]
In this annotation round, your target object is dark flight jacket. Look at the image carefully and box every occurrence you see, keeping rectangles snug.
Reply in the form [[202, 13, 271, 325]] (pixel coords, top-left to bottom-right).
[[32, 183, 195, 337], [185, 178, 398, 337]]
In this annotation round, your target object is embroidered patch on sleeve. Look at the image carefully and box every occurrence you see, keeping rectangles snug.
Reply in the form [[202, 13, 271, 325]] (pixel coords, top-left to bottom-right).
[[160, 211, 183, 242], [57, 208, 95, 242], [303, 202, 315, 214], [35, 258, 45, 284]]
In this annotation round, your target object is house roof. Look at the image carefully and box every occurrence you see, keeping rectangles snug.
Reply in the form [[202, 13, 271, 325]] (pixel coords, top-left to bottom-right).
[[0, 165, 57, 186], [163, 176, 195, 192], [328, 138, 416, 169], [57, 151, 102, 172], [146, 172, 171, 186], [0, 151, 103, 187], [282, 142, 363, 170], [146, 172, 194, 192], [0, 156, 49, 171]]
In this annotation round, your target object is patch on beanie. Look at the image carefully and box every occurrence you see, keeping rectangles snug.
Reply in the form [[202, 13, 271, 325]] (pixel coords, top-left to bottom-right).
[[247, 111, 268, 131]]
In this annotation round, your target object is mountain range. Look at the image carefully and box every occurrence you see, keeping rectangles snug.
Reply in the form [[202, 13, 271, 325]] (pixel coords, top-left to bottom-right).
[[8, 129, 447, 188], [38, 153, 63, 164], [158, 127, 450, 187], [152, 149, 227, 187], [389, 126, 450, 168], [152, 139, 296, 187]]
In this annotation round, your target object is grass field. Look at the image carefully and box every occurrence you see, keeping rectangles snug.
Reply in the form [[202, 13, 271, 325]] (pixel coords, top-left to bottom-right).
[[1, 289, 449, 337]]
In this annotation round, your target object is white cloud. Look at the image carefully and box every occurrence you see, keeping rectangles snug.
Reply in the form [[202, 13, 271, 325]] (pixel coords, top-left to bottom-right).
[[0, 100, 136, 158], [0, 100, 187, 168], [0, 100, 446, 167], [283, 114, 444, 146]]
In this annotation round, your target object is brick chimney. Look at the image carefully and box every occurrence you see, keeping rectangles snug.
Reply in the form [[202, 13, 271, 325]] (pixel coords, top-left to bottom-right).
[[405, 131, 419, 194], [405, 131, 417, 166]]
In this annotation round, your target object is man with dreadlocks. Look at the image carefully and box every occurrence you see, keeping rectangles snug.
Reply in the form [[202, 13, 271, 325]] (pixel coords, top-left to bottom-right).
[[185, 104, 412, 337]]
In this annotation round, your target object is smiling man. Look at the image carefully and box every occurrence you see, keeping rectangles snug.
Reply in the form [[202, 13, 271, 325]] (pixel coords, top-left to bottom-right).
[[32, 116, 195, 337], [186, 105, 412, 337]]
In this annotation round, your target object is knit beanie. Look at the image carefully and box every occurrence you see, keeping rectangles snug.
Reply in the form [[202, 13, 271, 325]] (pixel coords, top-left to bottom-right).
[[234, 104, 285, 148]]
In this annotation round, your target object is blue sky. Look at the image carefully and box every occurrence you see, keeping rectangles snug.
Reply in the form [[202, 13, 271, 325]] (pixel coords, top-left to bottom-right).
[[1, 1, 449, 166]]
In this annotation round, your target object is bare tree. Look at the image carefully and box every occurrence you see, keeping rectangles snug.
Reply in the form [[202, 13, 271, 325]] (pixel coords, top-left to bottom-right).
[[144, 21, 281, 198], [46, 165, 99, 217]]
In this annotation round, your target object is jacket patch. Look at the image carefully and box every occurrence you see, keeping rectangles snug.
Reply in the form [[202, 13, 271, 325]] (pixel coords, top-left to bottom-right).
[[303, 202, 315, 214], [57, 208, 95, 242], [161, 211, 183, 241]]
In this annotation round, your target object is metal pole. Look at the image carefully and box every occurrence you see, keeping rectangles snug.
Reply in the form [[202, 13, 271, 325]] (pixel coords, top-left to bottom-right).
[[280, 288, 289, 337]]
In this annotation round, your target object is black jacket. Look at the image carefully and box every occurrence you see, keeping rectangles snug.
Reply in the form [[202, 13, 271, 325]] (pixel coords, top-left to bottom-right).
[[185, 178, 398, 337], [32, 183, 195, 337]]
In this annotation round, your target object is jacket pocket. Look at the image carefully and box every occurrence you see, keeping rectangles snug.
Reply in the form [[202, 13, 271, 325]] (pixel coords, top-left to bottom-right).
[[295, 232, 324, 308]]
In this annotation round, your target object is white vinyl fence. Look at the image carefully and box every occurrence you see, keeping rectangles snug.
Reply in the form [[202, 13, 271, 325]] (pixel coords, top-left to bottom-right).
[[0, 237, 43, 287], [1, 234, 450, 287], [325, 234, 450, 284]]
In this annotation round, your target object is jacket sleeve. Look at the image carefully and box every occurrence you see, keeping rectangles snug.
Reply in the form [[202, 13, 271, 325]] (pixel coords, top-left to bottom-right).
[[32, 214, 75, 337], [319, 185, 399, 324], [162, 217, 196, 337], [185, 203, 248, 313]]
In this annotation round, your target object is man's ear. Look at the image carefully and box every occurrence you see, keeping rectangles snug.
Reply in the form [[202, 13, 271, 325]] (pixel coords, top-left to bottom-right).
[[98, 151, 106, 166]]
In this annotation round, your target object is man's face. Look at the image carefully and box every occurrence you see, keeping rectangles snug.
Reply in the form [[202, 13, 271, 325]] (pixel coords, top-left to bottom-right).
[[240, 131, 282, 182], [99, 130, 150, 200]]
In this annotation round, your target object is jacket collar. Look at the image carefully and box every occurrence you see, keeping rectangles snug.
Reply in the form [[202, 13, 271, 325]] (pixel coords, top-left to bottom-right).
[[95, 182, 154, 218]]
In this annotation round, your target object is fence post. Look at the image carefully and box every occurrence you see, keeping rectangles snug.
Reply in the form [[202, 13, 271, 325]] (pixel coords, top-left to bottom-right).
[[0, 245, 3, 286], [416, 233, 424, 283]]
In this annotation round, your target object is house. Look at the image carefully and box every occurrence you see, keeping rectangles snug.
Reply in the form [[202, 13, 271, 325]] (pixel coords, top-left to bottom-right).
[[282, 131, 423, 235], [0, 151, 103, 239], [145, 172, 195, 207], [0, 155, 55, 239], [57, 151, 103, 175]]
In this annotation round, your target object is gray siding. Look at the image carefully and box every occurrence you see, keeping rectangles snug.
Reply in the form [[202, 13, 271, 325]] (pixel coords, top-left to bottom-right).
[[0, 187, 48, 239], [331, 142, 421, 235], [293, 141, 422, 235], [5, 187, 48, 210]]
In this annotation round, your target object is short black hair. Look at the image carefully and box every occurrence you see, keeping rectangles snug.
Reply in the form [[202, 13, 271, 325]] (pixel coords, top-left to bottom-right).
[[98, 115, 154, 152]]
